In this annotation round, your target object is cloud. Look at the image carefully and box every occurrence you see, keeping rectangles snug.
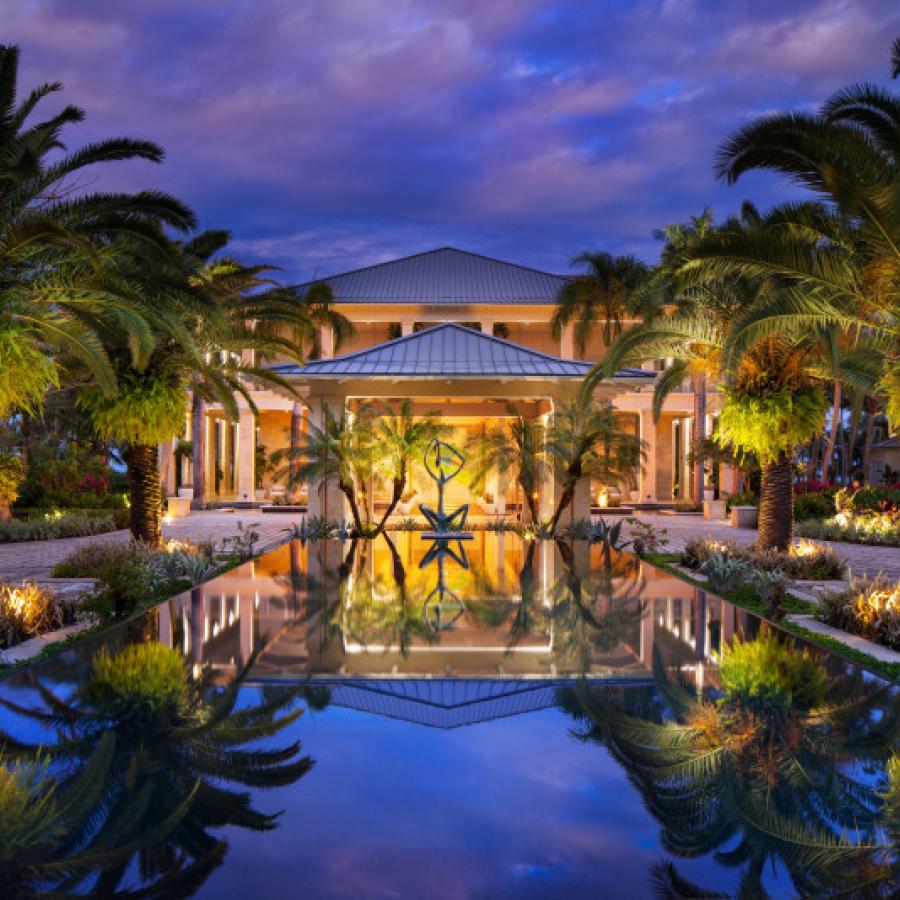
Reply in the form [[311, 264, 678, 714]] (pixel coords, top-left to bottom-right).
[[4, 0, 899, 282]]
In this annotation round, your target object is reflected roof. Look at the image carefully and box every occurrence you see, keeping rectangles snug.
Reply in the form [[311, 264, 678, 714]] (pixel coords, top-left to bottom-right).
[[292, 247, 567, 305], [273, 323, 656, 380]]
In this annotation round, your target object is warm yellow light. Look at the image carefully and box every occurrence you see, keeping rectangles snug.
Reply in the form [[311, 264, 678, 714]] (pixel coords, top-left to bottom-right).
[[163, 514, 173, 526], [790, 539, 819, 558], [597, 489, 608, 508]]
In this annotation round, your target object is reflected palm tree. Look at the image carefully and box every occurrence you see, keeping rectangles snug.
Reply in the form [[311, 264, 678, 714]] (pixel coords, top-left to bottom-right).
[[0, 640, 312, 895], [567, 630, 899, 897], [546, 541, 647, 670]]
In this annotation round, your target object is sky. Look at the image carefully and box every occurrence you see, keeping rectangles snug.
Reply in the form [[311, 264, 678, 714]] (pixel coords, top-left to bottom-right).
[[4, 0, 899, 283]]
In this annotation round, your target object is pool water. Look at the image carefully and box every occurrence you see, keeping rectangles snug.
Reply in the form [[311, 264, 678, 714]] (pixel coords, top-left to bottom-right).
[[1, 533, 897, 898]]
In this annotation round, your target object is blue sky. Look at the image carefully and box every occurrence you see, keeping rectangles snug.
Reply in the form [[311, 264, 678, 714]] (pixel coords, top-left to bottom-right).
[[6, 0, 899, 282]]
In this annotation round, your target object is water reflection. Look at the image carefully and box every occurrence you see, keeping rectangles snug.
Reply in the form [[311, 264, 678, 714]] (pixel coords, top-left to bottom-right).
[[0, 533, 896, 897]]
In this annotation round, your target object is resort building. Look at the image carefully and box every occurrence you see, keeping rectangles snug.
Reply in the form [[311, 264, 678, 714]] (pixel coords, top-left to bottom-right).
[[161, 247, 726, 520]]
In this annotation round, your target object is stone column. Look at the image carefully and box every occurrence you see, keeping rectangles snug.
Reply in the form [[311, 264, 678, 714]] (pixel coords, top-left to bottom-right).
[[560, 321, 575, 359], [236, 408, 256, 502], [159, 440, 176, 496], [320, 325, 334, 359], [480, 320, 494, 336], [306, 399, 346, 521], [639, 409, 658, 502], [289, 402, 303, 501], [401, 319, 414, 337], [239, 592, 254, 667], [719, 463, 741, 496]]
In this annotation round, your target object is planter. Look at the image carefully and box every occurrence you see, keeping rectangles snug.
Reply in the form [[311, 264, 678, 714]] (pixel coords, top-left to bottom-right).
[[703, 499, 727, 520], [177, 487, 194, 500], [167, 496, 191, 518], [730, 505, 758, 529], [703, 489, 715, 501], [255, 489, 266, 501], [629, 490, 640, 502]]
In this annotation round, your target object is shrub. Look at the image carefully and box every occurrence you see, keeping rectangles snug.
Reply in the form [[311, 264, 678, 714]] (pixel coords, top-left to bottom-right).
[[796, 511, 900, 547], [793, 491, 834, 522], [0, 453, 24, 512], [725, 489, 758, 511], [720, 629, 828, 713], [681, 537, 846, 580], [14, 507, 129, 529], [52, 541, 150, 578], [700, 553, 754, 594], [0, 513, 118, 543], [84, 552, 157, 620], [817, 576, 900, 651], [0, 581, 74, 649], [848, 486, 900, 513], [626, 518, 669, 557]]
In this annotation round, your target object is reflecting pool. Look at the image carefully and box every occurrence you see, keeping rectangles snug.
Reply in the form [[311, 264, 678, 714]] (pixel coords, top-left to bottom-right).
[[1, 533, 897, 898]]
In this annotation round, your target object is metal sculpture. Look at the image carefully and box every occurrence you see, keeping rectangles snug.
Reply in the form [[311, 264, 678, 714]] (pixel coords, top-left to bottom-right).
[[418, 439, 472, 630]]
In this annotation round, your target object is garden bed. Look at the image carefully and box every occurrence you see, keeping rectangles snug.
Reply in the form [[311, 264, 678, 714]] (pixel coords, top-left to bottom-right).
[[0, 511, 125, 542]]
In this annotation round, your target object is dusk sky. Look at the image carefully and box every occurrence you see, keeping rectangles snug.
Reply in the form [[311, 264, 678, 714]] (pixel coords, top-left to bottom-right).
[[6, 0, 899, 283]]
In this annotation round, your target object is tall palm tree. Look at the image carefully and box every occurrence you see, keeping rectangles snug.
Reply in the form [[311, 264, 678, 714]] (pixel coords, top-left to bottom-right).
[[178, 230, 323, 510], [552, 251, 649, 355], [374, 399, 444, 532], [297, 280, 354, 360], [546, 395, 643, 532], [702, 44, 900, 429], [465, 406, 549, 523], [77, 234, 298, 544], [0, 43, 195, 419]]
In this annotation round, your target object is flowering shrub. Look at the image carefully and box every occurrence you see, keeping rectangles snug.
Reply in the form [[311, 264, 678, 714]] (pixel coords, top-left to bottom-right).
[[75, 472, 109, 495], [793, 480, 837, 495], [817, 576, 900, 651]]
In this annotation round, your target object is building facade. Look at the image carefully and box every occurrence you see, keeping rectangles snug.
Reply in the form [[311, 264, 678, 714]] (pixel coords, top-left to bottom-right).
[[160, 247, 727, 519]]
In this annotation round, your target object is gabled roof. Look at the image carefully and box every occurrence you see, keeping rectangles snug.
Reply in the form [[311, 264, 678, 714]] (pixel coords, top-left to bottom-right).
[[273, 323, 656, 380], [292, 246, 567, 305]]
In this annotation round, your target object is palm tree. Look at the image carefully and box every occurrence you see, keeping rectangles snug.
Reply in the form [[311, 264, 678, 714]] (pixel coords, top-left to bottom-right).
[[0, 641, 312, 895], [275, 403, 375, 533], [0, 44, 196, 419], [297, 280, 354, 360], [465, 406, 549, 523], [703, 45, 900, 429], [546, 395, 643, 532], [178, 230, 323, 510], [374, 399, 444, 532], [552, 251, 649, 355], [77, 231, 301, 544]]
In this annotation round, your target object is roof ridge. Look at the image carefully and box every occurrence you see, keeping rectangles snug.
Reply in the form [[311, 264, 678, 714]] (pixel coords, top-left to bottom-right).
[[290, 246, 567, 291]]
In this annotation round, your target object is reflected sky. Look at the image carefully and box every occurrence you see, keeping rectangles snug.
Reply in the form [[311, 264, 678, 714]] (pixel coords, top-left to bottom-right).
[[0, 534, 895, 898]]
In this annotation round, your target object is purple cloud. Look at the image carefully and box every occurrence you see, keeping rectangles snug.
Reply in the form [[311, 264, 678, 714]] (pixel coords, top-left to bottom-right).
[[5, 0, 898, 280]]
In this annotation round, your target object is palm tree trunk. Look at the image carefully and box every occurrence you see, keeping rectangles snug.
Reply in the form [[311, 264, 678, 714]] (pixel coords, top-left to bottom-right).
[[0, 501, 11, 522], [550, 468, 580, 533], [377, 475, 405, 534], [692, 373, 707, 504], [821, 381, 841, 481], [339, 479, 364, 533], [128, 443, 163, 545], [521, 477, 539, 523], [757, 453, 793, 551], [862, 395, 876, 484], [191, 392, 206, 510]]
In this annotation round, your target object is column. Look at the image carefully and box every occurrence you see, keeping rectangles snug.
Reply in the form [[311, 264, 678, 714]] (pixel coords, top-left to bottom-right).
[[289, 402, 304, 502], [719, 463, 740, 496], [571, 476, 591, 522], [538, 414, 554, 523], [639, 409, 658, 502], [480, 320, 494, 336], [159, 440, 176, 497], [239, 592, 254, 667], [306, 399, 346, 521], [560, 321, 575, 359], [320, 325, 334, 359], [401, 319, 414, 337], [236, 408, 256, 501]]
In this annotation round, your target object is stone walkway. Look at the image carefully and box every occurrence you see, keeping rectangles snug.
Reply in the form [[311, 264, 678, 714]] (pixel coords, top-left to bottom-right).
[[0, 510, 304, 582]]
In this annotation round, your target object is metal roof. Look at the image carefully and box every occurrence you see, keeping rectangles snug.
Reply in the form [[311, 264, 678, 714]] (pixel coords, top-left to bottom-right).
[[273, 323, 656, 380], [292, 247, 568, 305]]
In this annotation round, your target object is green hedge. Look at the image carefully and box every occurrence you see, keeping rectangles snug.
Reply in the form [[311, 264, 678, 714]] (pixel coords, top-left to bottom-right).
[[0, 513, 121, 543], [15, 507, 130, 529]]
